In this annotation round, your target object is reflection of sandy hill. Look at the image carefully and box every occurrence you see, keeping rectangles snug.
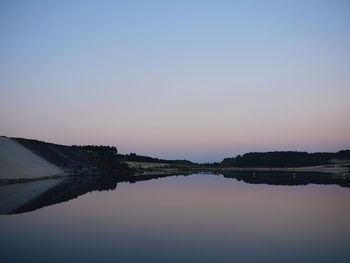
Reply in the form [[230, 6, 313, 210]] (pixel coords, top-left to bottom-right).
[[0, 137, 64, 180], [0, 179, 63, 214]]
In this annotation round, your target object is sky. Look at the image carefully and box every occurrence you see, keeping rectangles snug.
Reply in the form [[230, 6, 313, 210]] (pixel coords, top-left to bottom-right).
[[0, 0, 349, 162]]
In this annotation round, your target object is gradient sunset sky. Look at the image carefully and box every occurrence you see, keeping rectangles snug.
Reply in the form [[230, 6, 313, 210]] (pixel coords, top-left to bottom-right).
[[1, 0, 349, 162]]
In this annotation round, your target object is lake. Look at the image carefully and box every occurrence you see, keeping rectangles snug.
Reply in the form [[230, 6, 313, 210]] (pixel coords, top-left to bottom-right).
[[1, 173, 349, 263]]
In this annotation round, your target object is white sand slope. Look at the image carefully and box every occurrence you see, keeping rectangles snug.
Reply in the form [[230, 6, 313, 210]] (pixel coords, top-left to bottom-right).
[[0, 137, 64, 180]]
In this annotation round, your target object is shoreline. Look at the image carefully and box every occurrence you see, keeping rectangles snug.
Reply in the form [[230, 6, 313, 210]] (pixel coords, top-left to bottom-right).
[[1, 161, 348, 186], [126, 161, 350, 176]]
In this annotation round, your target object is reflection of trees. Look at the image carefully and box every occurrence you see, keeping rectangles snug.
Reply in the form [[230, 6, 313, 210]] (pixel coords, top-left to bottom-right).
[[5, 171, 349, 215], [221, 171, 350, 187], [8, 173, 177, 215]]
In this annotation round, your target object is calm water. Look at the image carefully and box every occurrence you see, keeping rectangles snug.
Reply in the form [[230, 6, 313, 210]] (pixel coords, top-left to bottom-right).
[[1, 173, 350, 263]]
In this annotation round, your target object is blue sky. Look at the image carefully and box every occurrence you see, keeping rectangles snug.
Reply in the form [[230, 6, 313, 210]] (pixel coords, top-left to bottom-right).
[[1, 0, 350, 162]]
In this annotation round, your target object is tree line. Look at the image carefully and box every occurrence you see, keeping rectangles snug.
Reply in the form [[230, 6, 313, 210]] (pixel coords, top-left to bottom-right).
[[220, 150, 350, 167]]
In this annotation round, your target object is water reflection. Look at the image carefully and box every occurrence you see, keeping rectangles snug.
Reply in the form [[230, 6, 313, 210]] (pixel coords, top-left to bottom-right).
[[0, 173, 349, 263], [0, 171, 349, 215], [0, 173, 172, 215], [221, 171, 350, 187]]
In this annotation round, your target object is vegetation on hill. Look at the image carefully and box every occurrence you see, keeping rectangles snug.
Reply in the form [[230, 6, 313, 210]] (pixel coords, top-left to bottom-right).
[[221, 150, 350, 168], [117, 153, 195, 166], [14, 138, 99, 173], [71, 145, 129, 172]]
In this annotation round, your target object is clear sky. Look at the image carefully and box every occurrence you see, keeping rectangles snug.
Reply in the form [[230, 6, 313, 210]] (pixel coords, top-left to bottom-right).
[[1, 0, 349, 162]]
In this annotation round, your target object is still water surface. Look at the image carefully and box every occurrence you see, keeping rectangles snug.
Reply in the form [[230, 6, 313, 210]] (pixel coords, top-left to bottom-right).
[[1, 173, 349, 263]]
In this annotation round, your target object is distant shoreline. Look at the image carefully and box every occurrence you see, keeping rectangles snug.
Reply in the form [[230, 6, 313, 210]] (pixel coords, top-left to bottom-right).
[[1, 136, 349, 183], [126, 162, 349, 177]]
